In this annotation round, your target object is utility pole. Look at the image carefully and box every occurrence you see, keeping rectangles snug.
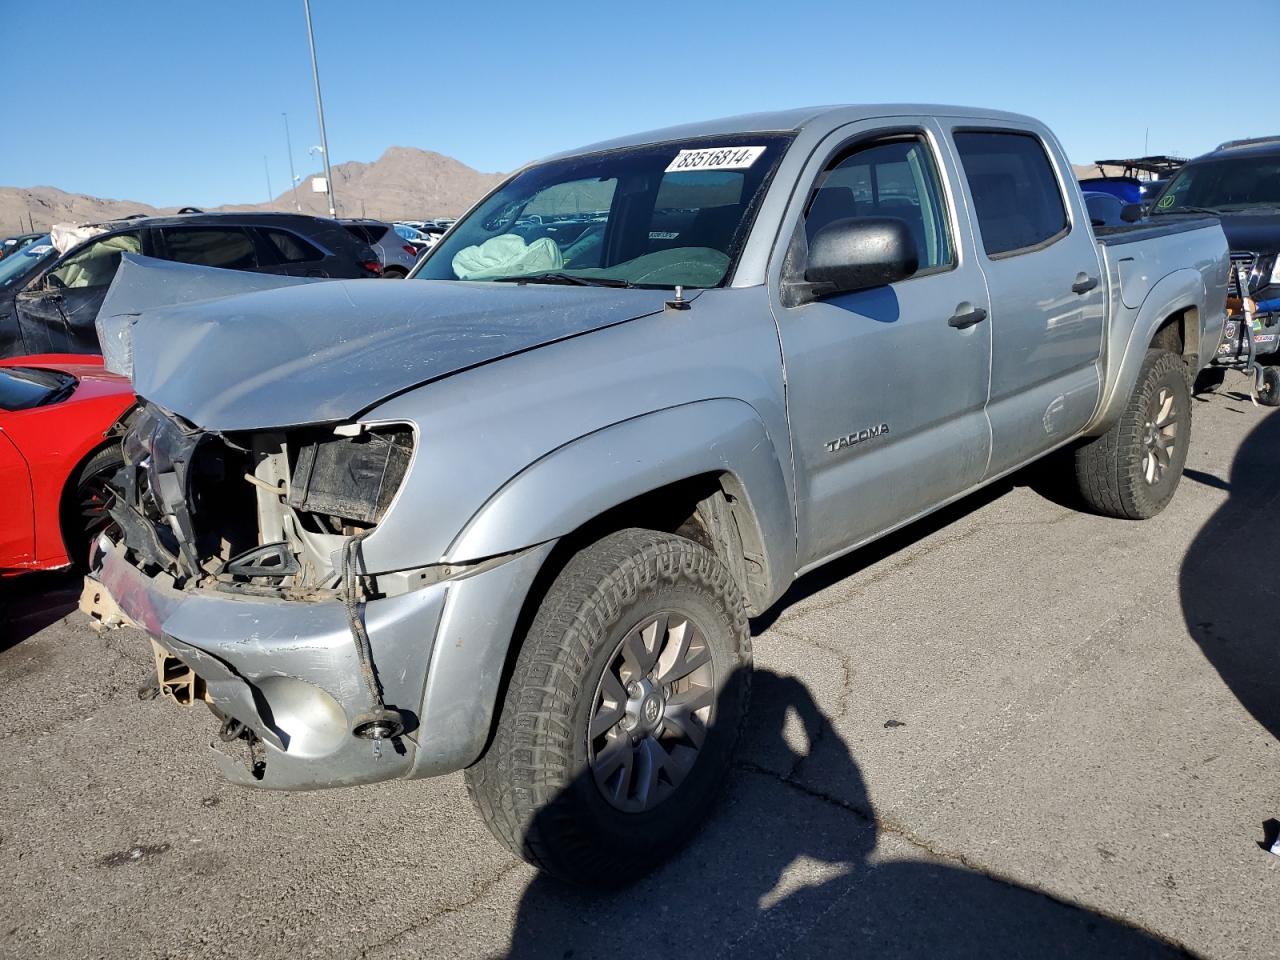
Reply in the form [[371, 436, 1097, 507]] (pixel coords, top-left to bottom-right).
[[303, 0, 337, 217], [283, 112, 301, 211], [263, 155, 274, 205]]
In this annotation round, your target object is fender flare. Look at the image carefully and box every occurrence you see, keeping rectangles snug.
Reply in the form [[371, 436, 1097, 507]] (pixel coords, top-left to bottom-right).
[[1087, 268, 1204, 435], [444, 398, 797, 610]]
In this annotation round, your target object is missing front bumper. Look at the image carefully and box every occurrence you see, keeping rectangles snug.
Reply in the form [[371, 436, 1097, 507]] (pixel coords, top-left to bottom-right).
[[90, 540, 447, 790]]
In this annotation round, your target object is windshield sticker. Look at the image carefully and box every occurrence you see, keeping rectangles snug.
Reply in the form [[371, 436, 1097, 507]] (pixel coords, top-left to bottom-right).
[[1156, 193, 1176, 209], [665, 146, 766, 173], [27, 245, 53, 255]]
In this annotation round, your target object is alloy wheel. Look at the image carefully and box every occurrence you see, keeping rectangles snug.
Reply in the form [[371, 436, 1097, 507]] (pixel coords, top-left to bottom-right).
[[587, 611, 716, 813]]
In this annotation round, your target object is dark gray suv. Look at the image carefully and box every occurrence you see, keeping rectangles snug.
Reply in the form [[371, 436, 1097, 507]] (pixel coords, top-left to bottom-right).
[[0, 211, 381, 358]]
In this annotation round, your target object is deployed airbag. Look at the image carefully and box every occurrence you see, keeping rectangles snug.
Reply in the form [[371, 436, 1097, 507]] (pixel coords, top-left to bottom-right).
[[451, 234, 562, 280]]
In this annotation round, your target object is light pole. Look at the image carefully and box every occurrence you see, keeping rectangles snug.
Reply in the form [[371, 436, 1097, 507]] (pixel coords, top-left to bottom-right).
[[283, 112, 302, 212], [303, 0, 336, 217], [263, 155, 274, 205]]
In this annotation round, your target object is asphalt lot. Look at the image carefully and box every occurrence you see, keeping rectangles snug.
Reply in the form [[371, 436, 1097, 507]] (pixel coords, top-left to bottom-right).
[[2, 374, 1278, 960]]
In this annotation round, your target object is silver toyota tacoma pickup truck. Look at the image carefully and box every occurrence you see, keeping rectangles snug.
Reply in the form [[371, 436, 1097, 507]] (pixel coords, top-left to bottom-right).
[[85, 105, 1228, 885]]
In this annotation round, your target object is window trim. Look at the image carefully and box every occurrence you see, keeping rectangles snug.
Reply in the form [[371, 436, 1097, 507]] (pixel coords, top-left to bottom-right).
[[793, 126, 960, 286], [950, 126, 1072, 261]]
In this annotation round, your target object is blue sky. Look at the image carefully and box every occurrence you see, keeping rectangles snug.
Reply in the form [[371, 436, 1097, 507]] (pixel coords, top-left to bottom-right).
[[1, 0, 1266, 207]]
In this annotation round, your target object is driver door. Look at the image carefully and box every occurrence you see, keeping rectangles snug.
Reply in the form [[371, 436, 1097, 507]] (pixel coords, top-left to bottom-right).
[[772, 122, 994, 569], [15, 230, 143, 354]]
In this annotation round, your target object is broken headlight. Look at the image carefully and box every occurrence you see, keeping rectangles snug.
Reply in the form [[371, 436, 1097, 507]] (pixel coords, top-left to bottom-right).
[[287, 428, 413, 528]]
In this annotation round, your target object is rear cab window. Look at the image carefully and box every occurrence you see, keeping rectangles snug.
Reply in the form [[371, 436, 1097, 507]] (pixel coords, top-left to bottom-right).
[[952, 130, 1069, 258]]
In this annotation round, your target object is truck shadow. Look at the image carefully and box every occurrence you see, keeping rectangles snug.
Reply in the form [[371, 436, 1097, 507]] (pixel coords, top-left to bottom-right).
[[1178, 407, 1280, 740], [502, 669, 1183, 959]]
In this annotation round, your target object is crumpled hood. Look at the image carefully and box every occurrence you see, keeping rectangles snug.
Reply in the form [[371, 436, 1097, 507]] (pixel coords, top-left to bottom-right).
[[123, 271, 672, 431]]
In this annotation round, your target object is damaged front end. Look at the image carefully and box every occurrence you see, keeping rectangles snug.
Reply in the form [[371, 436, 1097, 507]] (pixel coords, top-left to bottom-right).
[[111, 402, 413, 598], [91, 400, 438, 789]]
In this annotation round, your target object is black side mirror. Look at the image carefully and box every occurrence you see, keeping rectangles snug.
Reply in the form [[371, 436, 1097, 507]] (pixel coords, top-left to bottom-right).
[[1120, 203, 1143, 223], [803, 217, 918, 300]]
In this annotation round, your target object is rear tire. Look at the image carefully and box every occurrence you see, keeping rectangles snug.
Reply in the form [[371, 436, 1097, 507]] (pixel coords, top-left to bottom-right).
[[1073, 349, 1190, 520], [465, 528, 751, 886], [382, 266, 407, 279]]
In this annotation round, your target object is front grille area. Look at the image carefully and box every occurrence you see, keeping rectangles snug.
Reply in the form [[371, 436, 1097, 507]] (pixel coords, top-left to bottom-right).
[[109, 403, 413, 597], [1229, 251, 1257, 297]]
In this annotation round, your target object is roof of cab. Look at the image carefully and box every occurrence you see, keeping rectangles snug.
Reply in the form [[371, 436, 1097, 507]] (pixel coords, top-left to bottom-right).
[[541, 103, 1041, 163]]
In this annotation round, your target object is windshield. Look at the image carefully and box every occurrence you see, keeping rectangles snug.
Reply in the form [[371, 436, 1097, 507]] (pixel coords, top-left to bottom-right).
[[0, 236, 55, 288], [414, 134, 793, 288], [1152, 156, 1280, 214]]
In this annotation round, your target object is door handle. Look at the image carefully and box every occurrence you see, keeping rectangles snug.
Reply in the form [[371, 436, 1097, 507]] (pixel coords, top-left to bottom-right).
[[948, 304, 988, 329], [1072, 273, 1099, 294]]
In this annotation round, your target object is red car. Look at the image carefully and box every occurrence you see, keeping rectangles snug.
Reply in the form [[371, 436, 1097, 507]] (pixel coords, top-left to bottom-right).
[[0, 354, 133, 577]]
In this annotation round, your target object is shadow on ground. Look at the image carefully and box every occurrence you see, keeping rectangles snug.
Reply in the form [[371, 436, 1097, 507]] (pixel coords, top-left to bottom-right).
[[503, 669, 1184, 959], [1179, 407, 1280, 740], [0, 570, 80, 653]]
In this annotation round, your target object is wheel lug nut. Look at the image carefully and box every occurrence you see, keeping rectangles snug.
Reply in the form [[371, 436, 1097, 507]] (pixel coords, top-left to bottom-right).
[[626, 681, 641, 698]]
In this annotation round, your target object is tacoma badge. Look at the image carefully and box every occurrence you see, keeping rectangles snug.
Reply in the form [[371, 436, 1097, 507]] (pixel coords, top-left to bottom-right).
[[825, 423, 889, 453]]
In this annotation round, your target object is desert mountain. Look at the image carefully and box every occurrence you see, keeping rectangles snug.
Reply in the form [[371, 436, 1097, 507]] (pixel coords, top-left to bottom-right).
[[0, 147, 505, 233]]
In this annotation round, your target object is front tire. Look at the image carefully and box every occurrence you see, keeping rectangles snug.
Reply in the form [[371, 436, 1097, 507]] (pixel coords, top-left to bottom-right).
[[465, 528, 752, 886], [1073, 349, 1191, 519], [63, 444, 123, 569]]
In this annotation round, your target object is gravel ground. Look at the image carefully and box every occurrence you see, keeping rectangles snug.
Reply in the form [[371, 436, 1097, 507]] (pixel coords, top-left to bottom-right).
[[2, 374, 1277, 959]]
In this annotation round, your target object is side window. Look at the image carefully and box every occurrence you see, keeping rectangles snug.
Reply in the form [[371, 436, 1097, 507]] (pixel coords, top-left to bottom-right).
[[45, 232, 142, 289], [805, 137, 953, 271], [161, 226, 259, 270], [953, 131, 1069, 257], [261, 229, 325, 264]]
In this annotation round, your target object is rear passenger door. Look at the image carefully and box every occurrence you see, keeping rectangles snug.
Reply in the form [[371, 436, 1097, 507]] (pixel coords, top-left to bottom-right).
[[947, 125, 1106, 477]]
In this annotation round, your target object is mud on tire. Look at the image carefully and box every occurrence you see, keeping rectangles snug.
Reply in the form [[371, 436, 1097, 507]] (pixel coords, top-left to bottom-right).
[[465, 528, 752, 886]]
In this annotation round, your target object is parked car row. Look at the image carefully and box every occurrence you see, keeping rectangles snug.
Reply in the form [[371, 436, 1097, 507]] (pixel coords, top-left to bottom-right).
[[71, 104, 1235, 888], [0, 211, 382, 358]]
